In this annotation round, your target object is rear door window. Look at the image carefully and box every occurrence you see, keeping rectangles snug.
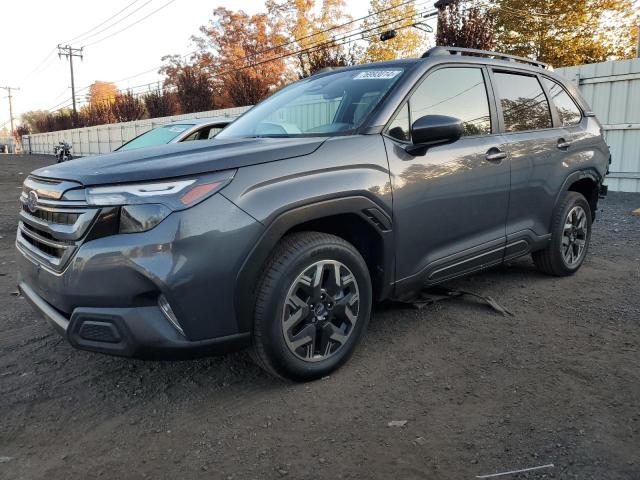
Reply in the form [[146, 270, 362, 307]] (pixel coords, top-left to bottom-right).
[[410, 67, 492, 136], [541, 78, 582, 126], [492, 72, 552, 132]]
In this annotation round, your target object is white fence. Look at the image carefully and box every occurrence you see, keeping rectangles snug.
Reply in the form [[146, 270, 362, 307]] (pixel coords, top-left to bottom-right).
[[557, 58, 640, 193], [21, 106, 251, 157]]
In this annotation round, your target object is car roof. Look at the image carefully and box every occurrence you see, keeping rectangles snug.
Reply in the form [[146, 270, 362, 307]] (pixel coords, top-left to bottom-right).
[[170, 116, 234, 126]]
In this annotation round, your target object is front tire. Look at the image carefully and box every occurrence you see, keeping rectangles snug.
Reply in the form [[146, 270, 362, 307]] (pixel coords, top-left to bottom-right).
[[533, 191, 592, 276], [252, 232, 372, 381]]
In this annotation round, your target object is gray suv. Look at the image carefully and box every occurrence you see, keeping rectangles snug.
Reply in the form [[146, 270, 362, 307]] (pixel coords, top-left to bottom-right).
[[16, 47, 610, 381]]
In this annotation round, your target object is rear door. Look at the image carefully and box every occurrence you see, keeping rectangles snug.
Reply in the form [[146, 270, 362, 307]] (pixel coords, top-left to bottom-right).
[[385, 65, 511, 288], [489, 69, 568, 258]]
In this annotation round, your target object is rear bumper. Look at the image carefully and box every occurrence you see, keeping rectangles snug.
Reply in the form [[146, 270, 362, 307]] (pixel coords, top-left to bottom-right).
[[18, 281, 250, 359]]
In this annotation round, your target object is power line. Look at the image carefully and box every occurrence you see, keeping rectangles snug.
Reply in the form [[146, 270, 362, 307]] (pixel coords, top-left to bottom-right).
[[43, 1, 434, 111], [84, 0, 178, 48], [206, 8, 435, 82], [70, 0, 154, 46], [18, 48, 59, 85], [63, 0, 142, 45], [111, 0, 432, 87]]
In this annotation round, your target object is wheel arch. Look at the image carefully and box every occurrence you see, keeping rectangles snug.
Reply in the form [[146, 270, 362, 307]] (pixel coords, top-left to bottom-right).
[[553, 169, 602, 224], [234, 196, 395, 333]]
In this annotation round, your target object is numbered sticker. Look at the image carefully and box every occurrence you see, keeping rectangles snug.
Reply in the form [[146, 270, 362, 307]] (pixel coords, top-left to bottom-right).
[[353, 70, 402, 80]]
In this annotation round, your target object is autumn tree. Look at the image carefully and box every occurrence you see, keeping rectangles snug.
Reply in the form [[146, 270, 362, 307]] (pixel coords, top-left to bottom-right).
[[21, 111, 50, 133], [142, 88, 179, 118], [87, 81, 118, 105], [161, 57, 216, 113], [267, 0, 359, 78], [494, 0, 638, 67], [362, 0, 425, 62], [14, 125, 30, 137], [436, 0, 496, 50], [79, 101, 115, 127], [112, 91, 146, 122], [190, 7, 289, 106]]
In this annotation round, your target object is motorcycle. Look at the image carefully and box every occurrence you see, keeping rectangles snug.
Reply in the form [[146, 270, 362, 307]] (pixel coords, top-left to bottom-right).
[[53, 141, 73, 163]]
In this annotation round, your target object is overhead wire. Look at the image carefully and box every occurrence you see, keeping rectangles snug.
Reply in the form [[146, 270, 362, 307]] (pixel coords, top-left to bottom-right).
[[44, 1, 435, 111], [83, 0, 178, 48], [69, 0, 155, 46], [63, 0, 143, 45]]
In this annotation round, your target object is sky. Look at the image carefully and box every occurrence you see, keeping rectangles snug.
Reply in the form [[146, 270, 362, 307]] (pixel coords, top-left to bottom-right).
[[1, 0, 432, 129]]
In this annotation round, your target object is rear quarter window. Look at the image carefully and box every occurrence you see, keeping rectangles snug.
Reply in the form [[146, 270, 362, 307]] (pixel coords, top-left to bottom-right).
[[542, 78, 582, 126]]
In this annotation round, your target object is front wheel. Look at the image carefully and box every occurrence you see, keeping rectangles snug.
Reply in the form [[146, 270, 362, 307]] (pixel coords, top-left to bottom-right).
[[532, 191, 592, 276], [251, 232, 372, 381]]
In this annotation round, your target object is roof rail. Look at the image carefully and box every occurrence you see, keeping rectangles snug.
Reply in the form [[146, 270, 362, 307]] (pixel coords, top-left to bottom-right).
[[421, 46, 551, 70]]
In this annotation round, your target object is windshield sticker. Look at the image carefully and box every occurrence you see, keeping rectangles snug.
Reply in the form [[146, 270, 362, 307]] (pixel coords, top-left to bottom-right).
[[168, 126, 187, 133], [353, 70, 402, 80]]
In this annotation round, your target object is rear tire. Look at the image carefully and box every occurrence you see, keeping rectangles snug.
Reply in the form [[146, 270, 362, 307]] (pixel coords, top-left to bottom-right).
[[532, 191, 592, 276], [251, 232, 372, 381]]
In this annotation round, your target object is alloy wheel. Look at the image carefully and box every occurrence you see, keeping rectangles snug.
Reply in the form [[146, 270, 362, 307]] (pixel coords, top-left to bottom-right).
[[561, 205, 588, 267], [281, 260, 360, 362]]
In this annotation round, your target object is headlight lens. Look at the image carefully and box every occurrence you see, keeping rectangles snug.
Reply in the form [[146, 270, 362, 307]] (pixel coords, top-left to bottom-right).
[[85, 171, 235, 210], [85, 171, 235, 234], [119, 204, 171, 233]]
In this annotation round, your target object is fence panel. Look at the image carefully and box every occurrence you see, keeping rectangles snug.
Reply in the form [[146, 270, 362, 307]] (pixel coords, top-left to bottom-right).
[[557, 58, 640, 193], [22, 106, 252, 157]]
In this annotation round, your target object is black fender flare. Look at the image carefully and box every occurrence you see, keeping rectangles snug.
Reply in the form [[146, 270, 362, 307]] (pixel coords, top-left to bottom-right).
[[551, 168, 602, 221], [233, 195, 395, 333]]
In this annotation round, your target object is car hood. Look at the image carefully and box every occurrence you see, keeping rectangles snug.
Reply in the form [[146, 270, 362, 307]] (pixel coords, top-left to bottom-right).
[[33, 137, 327, 186]]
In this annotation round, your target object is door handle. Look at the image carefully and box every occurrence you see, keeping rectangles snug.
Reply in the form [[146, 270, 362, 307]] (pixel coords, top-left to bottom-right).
[[557, 138, 572, 150], [485, 148, 507, 163]]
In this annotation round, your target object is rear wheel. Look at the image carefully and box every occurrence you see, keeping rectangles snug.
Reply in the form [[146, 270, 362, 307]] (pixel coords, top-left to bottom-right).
[[252, 232, 372, 381], [532, 191, 592, 276]]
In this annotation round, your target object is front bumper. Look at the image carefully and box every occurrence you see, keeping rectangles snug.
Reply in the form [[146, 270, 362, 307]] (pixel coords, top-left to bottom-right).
[[18, 282, 250, 358], [16, 193, 263, 358]]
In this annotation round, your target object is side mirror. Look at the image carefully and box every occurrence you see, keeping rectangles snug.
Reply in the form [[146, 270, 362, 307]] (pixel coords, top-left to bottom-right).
[[406, 114, 463, 155]]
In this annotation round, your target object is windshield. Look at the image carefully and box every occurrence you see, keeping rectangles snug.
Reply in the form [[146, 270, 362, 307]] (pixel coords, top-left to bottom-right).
[[216, 68, 405, 139], [118, 124, 194, 151]]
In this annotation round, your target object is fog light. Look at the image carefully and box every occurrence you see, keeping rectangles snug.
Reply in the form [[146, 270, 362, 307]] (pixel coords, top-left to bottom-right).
[[158, 294, 185, 336]]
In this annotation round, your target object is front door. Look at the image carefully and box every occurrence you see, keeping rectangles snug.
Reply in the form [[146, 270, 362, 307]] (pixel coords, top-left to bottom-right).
[[385, 65, 510, 290]]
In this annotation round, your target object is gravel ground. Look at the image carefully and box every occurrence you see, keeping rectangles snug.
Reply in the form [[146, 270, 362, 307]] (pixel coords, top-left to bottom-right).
[[1, 154, 639, 480]]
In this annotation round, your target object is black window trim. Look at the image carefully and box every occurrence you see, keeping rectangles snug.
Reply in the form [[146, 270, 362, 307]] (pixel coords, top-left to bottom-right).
[[487, 67, 557, 135], [382, 62, 500, 144]]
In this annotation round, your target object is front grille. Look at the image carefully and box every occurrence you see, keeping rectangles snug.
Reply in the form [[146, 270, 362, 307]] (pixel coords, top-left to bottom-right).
[[22, 204, 80, 225], [17, 176, 99, 272]]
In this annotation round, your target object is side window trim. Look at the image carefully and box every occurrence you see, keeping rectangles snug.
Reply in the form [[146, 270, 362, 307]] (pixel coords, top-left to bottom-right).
[[536, 74, 561, 128], [488, 67, 555, 134], [481, 65, 500, 135], [539, 75, 584, 127], [383, 101, 411, 144]]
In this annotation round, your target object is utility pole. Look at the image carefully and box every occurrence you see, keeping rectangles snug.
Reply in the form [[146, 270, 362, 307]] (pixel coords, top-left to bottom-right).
[[636, 24, 640, 58], [1, 86, 19, 134], [57, 44, 83, 125]]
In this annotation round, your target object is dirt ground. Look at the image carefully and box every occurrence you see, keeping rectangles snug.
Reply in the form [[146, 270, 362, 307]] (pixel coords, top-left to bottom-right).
[[1, 154, 639, 480]]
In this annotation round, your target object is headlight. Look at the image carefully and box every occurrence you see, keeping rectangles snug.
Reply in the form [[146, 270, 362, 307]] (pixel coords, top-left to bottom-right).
[[85, 171, 235, 210], [85, 171, 234, 233]]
